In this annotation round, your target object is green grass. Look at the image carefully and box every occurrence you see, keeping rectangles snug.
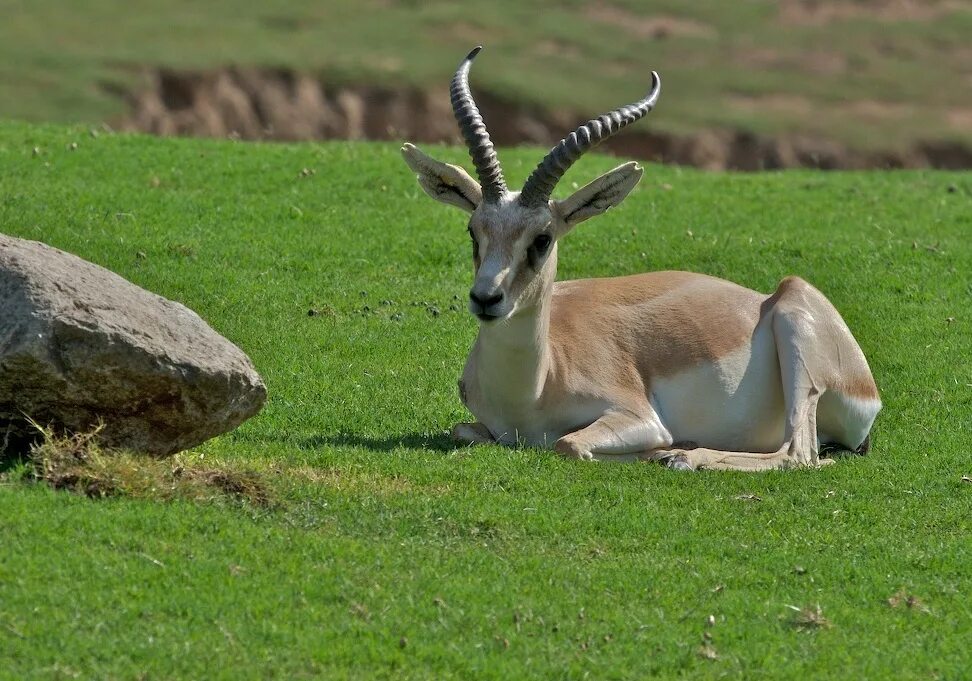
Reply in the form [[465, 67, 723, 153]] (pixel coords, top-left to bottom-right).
[[1, 121, 971, 678], [2, 1, 971, 150]]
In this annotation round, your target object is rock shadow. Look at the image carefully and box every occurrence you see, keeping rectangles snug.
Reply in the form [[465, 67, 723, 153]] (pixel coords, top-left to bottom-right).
[[0, 427, 38, 472]]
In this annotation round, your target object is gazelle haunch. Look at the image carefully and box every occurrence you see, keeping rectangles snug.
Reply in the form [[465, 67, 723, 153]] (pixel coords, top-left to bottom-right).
[[402, 47, 880, 471]]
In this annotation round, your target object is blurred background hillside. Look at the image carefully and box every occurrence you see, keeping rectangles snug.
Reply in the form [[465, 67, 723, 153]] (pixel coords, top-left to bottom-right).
[[2, 0, 970, 169]]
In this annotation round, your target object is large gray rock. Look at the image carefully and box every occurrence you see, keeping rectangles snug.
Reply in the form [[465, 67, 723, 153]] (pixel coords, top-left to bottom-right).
[[0, 233, 266, 456]]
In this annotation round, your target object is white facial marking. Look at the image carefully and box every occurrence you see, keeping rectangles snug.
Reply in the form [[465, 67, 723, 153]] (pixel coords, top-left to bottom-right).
[[475, 251, 510, 291], [466, 195, 555, 321]]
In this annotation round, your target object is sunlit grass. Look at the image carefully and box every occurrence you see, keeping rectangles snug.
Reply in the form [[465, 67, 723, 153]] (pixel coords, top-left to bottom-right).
[[0, 122, 970, 679]]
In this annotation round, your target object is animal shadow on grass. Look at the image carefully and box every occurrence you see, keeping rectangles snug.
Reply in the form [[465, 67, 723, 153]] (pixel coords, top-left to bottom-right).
[[298, 432, 460, 453], [228, 430, 463, 454]]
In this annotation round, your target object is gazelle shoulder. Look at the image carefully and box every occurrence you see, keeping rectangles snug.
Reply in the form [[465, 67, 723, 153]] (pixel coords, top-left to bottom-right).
[[551, 271, 766, 310]]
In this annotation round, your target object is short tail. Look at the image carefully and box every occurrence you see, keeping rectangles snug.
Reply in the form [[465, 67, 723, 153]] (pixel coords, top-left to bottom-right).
[[819, 433, 871, 458]]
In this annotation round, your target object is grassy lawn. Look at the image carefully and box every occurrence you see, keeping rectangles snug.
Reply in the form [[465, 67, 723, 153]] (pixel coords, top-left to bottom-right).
[[1, 122, 971, 678], [2, 1, 971, 151]]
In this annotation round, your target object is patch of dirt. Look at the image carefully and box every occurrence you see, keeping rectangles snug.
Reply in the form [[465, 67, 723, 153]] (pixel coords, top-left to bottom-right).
[[733, 94, 915, 122], [193, 468, 271, 506], [729, 94, 814, 117], [947, 107, 972, 132], [802, 50, 849, 75], [732, 47, 782, 69], [124, 67, 459, 142], [951, 46, 972, 67], [534, 39, 581, 60], [779, 0, 963, 25], [117, 66, 972, 170], [442, 21, 497, 47], [732, 48, 847, 76], [584, 2, 716, 40], [846, 99, 914, 121]]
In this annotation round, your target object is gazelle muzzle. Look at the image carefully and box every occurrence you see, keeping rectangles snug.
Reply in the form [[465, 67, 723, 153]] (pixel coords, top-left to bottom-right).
[[468, 287, 505, 320]]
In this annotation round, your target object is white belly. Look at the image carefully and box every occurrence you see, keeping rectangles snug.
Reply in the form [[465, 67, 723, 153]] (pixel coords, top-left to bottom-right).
[[651, 329, 785, 452]]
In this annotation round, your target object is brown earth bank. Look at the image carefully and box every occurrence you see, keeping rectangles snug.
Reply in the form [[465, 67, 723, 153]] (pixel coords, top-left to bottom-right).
[[119, 67, 972, 171]]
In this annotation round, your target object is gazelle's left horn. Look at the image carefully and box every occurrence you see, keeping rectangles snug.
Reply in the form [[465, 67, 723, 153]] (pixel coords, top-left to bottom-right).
[[450, 46, 508, 204]]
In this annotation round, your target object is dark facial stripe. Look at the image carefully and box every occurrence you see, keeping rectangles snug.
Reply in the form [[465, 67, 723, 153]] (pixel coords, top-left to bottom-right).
[[468, 226, 481, 268], [527, 234, 552, 271]]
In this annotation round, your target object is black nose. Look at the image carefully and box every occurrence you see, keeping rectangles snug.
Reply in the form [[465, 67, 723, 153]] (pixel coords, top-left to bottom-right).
[[469, 289, 504, 309]]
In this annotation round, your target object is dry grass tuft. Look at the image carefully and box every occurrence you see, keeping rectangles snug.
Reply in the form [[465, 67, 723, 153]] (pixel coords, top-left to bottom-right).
[[28, 423, 272, 506], [887, 589, 931, 613], [787, 604, 832, 631], [188, 467, 272, 506]]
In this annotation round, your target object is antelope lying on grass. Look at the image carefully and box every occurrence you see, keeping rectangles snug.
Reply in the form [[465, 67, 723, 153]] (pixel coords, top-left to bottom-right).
[[402, 47, 880, 471]]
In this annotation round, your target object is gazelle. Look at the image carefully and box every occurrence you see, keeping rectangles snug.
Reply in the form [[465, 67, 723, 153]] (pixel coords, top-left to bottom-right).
[[402, 47, 880, 470]]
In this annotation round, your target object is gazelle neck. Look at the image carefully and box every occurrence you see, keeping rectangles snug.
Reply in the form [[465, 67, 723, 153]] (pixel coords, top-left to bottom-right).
[[473, 252, 557, 402]]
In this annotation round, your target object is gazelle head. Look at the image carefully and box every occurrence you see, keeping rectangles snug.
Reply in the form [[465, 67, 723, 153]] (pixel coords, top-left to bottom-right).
[[403, 47, 661, 323]]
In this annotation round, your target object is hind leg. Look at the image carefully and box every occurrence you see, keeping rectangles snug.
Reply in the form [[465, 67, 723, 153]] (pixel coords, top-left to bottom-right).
[[649, 277, 867, 471], [649, 385, 823, 471]]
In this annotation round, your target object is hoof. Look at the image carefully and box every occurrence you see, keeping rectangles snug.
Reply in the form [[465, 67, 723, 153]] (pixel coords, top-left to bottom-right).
[[451, 422, 492, 444], [667, 458, 694, 471], [659, 452, 694, 471]]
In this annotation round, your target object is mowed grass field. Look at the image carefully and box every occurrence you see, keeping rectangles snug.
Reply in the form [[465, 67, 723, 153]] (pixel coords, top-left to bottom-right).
[[1, 122, 971, 679], [2, 0, 972, 151]]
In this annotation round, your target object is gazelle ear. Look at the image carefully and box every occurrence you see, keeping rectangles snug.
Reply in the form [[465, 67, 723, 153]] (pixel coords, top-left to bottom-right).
[[553, 162, 643, 227], [402, 143, 483, 213]]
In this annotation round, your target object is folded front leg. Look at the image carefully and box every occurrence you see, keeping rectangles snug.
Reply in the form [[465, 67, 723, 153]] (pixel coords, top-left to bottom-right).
[[553, 407, 672, 462]]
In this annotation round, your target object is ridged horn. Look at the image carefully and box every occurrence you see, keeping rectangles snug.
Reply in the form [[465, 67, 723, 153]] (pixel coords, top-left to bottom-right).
[[450, 46, 507, 203], [518, 71, 661, 208]]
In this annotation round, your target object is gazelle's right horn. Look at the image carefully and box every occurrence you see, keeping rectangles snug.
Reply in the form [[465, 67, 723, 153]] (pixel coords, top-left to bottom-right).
[[518, 72, 661, 208]]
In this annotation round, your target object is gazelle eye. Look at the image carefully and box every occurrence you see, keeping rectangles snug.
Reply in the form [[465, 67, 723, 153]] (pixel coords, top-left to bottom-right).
[[532, 234, 552, 255]]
